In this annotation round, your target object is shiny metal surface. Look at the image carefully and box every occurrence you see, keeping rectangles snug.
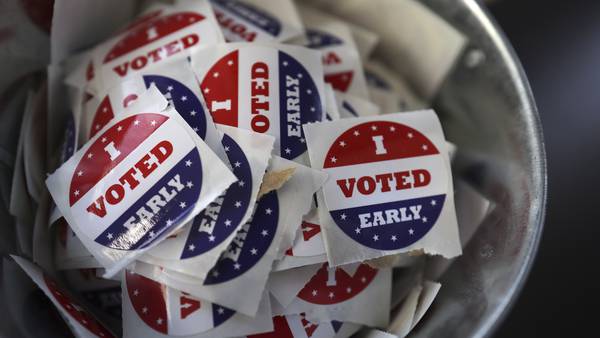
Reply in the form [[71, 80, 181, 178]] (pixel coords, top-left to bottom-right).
[[0, 0, 546, 337]]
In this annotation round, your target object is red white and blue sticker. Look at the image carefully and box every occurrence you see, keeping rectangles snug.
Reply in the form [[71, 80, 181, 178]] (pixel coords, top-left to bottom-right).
[[46, 87, 236, 277], [299, 7, 369, 99], [245, 314, 348, 338], [211, 0, 304, 43], [192, 43, 325, 161], [275, 262, 391, 327], [122, 270, 274, 338], [12, 256, 116, 338], [90, 0, 223, 93], [140, 126, 273, 280], [303, 112, 460, 265]]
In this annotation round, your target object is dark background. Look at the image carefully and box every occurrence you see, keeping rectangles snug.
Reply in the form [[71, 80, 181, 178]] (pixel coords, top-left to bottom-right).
[[489, 1, 600, 336]]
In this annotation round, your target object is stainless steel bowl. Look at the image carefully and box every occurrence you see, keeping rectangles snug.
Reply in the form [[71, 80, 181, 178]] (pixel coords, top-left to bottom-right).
[[0, 0, 546, 337]]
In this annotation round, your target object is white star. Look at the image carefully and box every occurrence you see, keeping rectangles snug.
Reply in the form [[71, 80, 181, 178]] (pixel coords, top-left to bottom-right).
[[213, 72, 220, 78], [77, 170, 83, 177], [306, 89, 312, 94], [261, 230, 268, 237], [371, 125, 378, 131], [355, 227, 361, 234], [234, 263, 241, 270], [265, 208, 272, 215], [149, 231, 156, 237], [373, 235, 379, 241], [179, 201, 187, 209], [330, 156, 337, 163], [217, 307, 225, 314], [188, 244, 195, 251], [227, 60, 234, 66], [250, 248, 258, 255], [190, 110, 197, 116], [95, 124, 101, 130], [422, 217, 428, 223], [407, 132, 413, 138], [82, 320, 87, 324], [340, 213, 347, 220], [156, 318, 163, 325], [346, 287, 352, 293], [133, 289, 139, 296], [391, 235, 397, 241], [431, 200, 437, 206], [339, 141, 346, 147], [185, 160, 192, 167], [209, 235, 215, 242], [186, 181, 194, 188], [133, 120, 140, 126], [150, 82, 156, 87], [310, 106, 315, 112], [284, 148, 291, 154], [234, 161, 241, 167], [151, 120, 157, 126], [167, 85, 173, 91], [224, 219, 232, 226], [212, 270, 219, 277], [297, 73, 303, 79], [409, 228, 414, 235], [283, 61, 288, 66], [235, 201, 242, 208], [166, 219, 173, 226], [389, 126, 396, 132], [87, 152, 93, 159], [353, 130, 360, 136], [328, 292, 335, 299], [300, 138, 305, 143], [422, 144, 428, 151], [312, 290, 318, 296], [238, 180, 245, 187], [102, 107, 108, 113], [101, 137, 107, 143], [224, 146, 229, 152], [73, 190, 80, 196], [142, 307, 148, 314], [361, 276, 367, 283], [204, 88, 210, 94], [181, 96, 187, 101]]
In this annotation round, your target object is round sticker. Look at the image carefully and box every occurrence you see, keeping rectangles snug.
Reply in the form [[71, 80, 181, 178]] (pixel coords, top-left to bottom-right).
[[44, 276, 115, 338], [297, 263, 378, 305], [322, 120, 447, 250], [181, 133, 253, 258], [199, 47, 323, 160], [70, 113, 203, 251], [126, 271, 235, 335], [203, 191, 279, 285]]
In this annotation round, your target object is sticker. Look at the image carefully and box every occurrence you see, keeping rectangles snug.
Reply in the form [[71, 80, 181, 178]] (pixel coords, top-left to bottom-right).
[[303, 111, 460, 266], [122, 270, 273, 338], [211, 0, 304, 42], [298, 6, 369, 99], [274, 263, 391, 327], [364, 61, 427, 113], [82, 59, 227, 162], [274, 209, 327, 271], [245, 314, 347, 338], [268, 263, 322, 308], [64, 269, 122, 320], [46, 87, 236, 277], [12, 256, 116, 338], [191, 42, 325, 161], [334, 91, 380, 119], [133, 156, 326, 316], [140, 125, 274, 280], [89, 0, 224, 94]]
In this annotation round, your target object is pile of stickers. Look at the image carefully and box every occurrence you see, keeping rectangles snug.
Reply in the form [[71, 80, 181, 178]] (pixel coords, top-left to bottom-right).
[[9, 1, 494, 337]]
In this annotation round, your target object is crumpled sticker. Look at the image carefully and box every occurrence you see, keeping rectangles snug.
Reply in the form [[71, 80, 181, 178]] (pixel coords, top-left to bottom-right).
[[191, 42, 326, 162], [364, 61, 426, 114], [139, 125, 274, 280], [297, 6, 369, 99], [273, 262, 391, 327], [122, 270, 273, 338], [81, 58, 228, 162], [274, 209, 327, 271], [268, 263, 322, 308], [46, 86, 236, 277], [133, 156, 327, 316], [303, 111, 461, 266], [241, 314, 358, 338], [210, 0, 304, 43], [12, 256, 116, 338], [334, 90, 380, 119], [88, 0, 224, 94]]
